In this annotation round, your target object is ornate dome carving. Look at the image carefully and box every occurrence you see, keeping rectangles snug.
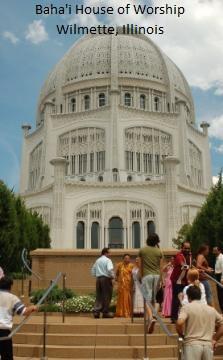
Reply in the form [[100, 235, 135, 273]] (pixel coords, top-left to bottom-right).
[[39, 31, 193, 107]]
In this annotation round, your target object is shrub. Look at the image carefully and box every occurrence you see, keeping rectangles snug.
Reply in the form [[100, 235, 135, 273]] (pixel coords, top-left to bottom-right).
[[9, 272, 29, 280], [39, 303, 61, 312], [64, 295, 95, 313], [30, 285, 76, 304], [35, 293, 116, 313]]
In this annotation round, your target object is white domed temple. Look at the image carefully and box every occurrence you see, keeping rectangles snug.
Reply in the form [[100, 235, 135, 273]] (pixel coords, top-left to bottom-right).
[[20, 31, 212, 249]]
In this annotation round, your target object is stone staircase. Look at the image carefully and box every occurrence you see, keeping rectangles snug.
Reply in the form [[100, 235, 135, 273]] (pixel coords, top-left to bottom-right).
[[13, 315, 223, 359]]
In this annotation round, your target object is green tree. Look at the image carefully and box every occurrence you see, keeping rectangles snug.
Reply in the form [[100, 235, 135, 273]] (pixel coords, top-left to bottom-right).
[[172, 223, 192, 249], [186, 172, 223, 254], [0, 181, 50, 273], [0, 181, 19, 271]]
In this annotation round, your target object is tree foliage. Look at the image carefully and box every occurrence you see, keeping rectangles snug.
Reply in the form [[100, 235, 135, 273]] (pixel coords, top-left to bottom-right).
[[178, 172, 223, 254], [0, 180, 50, 273], [172, 224, 192, 249]]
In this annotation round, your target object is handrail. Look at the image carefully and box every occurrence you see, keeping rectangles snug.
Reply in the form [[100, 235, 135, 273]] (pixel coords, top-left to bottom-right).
[[0, 271, 63, 341], [202, 271, 223, 288], [134, 277, 181, 360], [191, 264, 223, 288], [145, 298, 176, 337], [21, 248, 42, 280]]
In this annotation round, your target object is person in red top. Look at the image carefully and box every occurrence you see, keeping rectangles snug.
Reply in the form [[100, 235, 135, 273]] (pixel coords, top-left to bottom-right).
[[170, 241, 191, 323]]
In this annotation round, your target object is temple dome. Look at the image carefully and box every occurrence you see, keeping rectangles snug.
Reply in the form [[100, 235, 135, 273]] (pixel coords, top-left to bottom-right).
[[39, 32, 193, 109]]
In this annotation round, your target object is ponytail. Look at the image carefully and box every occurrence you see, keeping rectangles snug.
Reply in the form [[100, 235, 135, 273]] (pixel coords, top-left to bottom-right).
[[194, 279, 200, 287]]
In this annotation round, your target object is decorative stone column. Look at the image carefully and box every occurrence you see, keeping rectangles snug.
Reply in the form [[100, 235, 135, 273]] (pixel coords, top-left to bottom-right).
[[163, 156, 180, 246], [50, 157, 68, 248]]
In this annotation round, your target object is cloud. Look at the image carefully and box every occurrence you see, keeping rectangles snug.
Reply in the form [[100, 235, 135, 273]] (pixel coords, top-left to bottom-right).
[[152, 0, 223, 94], [214, 144, 223, 154], [25, 20, 49, 44], [209, 115, 223, 140], [67, 0, 223, 94], [212, 176, 219, 185], [3, 31, 19, 44]]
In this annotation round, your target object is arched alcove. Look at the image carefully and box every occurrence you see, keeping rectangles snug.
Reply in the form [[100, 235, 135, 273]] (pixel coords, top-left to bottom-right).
[[108, 217, 123, 248], [77, 221, 85, 248], [91, 222, 100, 249], [132, 221, 140, 248]]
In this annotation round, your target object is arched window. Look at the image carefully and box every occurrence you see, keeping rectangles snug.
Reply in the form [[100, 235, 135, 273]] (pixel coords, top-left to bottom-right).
[[77, 221, 85, 248], [147, 220, 155, 237], [60, 104, 63, 113], [108, 217, 123, 248], [58, 128, 106, 177], [99, 93, 106, 107], [154, 97, 159, 111], [70, 98, 76, 112], [132, 222, 140, 248], [91, 222, 100, 249], [140, 94, 146, 110], [84, 95, 90, 110], [98, 175, 103, 182], [112, 168, 118, 182], [127, 175, 132, 182], [124, 93, 132, 107]]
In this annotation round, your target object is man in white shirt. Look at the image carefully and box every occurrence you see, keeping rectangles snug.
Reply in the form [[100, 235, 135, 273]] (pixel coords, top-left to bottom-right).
[[91, 247, 114, 318], [213, 246, 223, 312], [0, 276, 38, 360]]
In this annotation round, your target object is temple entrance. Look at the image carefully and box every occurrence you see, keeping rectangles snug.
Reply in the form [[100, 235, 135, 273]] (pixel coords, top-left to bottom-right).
[[108, 217, 124, 248]]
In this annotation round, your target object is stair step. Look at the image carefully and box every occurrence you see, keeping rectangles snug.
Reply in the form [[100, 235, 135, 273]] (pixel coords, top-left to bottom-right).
[[13, 322, 176, 335], [13, 316, 223, 359], [14, 344, 177, 358], [14, 332, 177, 346], [14, 358, 223, 360]]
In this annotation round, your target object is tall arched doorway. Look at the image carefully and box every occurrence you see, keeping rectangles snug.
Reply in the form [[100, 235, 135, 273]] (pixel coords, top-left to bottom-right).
[[91, 222, 100, 249], [132, 221, 141, 248], [147, 220, 155, 237], [76, 221, 85, 248], [108, 217, 124, 248]]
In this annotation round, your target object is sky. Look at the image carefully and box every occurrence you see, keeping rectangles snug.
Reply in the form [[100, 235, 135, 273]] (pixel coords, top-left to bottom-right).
[[0, 0, 223, 191]]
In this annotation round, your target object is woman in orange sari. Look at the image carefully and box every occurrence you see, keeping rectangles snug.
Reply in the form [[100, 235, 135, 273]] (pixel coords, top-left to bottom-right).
[[115, 254, 134, 317]]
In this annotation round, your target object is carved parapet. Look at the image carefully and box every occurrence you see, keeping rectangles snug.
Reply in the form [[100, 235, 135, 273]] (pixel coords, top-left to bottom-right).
[[200, 121, 210, 136], [21, 124, 31, 136]]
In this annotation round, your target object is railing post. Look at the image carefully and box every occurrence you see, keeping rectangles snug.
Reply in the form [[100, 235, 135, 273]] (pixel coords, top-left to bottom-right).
[[143, 299, 149, 360], [28, 279, 32, 296], [131, 277, 134, 324], [62, 273, 66, 323], [177, 337, 183, 360], [21, 266, 25, 298], [41, 301, 48, 360]]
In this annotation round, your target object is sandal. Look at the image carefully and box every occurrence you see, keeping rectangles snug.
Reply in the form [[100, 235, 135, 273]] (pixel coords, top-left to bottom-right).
[[147, 318, 156, 334]]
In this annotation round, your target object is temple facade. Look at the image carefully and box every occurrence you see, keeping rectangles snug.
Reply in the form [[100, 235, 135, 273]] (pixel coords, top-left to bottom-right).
[[20, 31, 212, 249]]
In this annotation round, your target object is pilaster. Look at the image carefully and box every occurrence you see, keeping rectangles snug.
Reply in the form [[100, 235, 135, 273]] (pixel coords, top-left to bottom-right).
[[50, 157, 68, 248], [163, 156, 180, 246]]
